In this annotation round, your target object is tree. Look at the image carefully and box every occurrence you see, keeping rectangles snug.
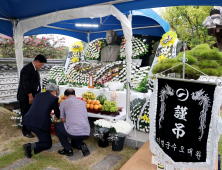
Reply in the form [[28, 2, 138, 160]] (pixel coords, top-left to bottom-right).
[[0, 34, 67, 59], [152, 44, 222, 79], [159, 6, 216, 48]]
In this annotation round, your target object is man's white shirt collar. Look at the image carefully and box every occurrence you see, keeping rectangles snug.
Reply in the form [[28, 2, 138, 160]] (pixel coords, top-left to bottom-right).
[[32, 62, 36, 71]]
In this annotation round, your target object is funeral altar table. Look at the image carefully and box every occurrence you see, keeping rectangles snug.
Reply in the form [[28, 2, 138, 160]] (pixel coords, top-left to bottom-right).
[[59, 85, 144, 120]]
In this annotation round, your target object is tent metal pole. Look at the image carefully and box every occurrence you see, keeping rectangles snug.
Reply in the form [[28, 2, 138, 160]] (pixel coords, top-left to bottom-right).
[[44, 25, 86, 33], [0, 17, 13, 22], [182, 42, 186, 79], [100, 17, 102, 26], [89, 0, 135, 6], [87, 32, 91, 43], [156, 76, 219, 86], [91, 25, 161, 34]]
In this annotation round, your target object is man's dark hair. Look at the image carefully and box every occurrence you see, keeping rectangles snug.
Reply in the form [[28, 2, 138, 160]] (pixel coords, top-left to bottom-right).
[[64, 88, 75, 96], [34, 54, 47, 63]]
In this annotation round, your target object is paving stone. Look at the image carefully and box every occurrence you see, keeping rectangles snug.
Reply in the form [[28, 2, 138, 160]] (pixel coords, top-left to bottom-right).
[[66, 146, 96, 161], [91, 153, 122, 170], [46, 143, 62, 153], [0, 150, 12, 158], [2, 158, 35, 170]]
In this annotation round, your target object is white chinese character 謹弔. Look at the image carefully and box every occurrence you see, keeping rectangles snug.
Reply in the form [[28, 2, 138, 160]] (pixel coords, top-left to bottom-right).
[[179, 146, 185, 153], [172, 123, 185, 139], [187, 148, 193, 157], [165, 142, 170, 149], [161, 140, 164, 147], [156, 138, 160, 144], [174, 105, 188, 121], [171, 143, 177, 151], [196, 151, 201, 160]]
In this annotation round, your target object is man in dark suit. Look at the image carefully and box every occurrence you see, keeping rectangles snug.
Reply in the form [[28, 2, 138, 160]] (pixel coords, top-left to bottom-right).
[[22, 83, 60, 158], [17, 54, 47, 138]]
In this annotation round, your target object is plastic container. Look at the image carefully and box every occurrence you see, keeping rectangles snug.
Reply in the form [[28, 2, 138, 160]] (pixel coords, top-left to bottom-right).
[[98, 131, 109, 148], [110, 90, 118, 106], [112, 136, 125, 151]]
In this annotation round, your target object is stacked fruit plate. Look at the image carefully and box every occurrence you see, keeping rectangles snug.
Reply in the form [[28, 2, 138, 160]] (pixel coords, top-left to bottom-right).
[[86, 99, 102, 114], [76, 97, 86, 102]]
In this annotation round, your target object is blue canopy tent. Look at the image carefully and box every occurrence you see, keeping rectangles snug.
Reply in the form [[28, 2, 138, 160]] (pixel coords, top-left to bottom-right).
[[23, 9, 169, 42], [0, 0, 221, 38]]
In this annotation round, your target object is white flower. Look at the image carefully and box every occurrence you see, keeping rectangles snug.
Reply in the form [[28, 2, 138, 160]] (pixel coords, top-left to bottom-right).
[[94, 119, 111, 128], [111, 120, 132, 135]]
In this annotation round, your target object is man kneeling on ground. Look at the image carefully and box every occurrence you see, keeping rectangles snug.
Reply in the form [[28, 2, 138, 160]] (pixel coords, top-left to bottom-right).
[[55, 88, 90, 156], [22, 83, 60, 158]]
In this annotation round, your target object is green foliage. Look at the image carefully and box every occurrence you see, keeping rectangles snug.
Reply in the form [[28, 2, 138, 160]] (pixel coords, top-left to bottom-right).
[[0, 35, 66, 59], [136, 75, 149, 93], [152, 44, 222, 79], [159, 6, 216, 48]]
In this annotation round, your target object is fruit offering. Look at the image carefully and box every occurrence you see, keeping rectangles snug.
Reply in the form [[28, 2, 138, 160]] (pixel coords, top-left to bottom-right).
[[76, 97, 86, 102], [86, 100, 102, 110], [96, 93, 107, 105], [82, 92, 96, 102], [58, 94, 65, 104], [102, 101, 118, 112]]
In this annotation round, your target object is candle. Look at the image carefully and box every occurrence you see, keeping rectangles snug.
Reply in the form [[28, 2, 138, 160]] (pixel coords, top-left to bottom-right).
[[56, 78, 58, 86]]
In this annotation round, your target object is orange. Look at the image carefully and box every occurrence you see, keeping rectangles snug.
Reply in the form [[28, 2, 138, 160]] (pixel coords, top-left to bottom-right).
[[60, 95, 65, 99], [95, 100, 100, 105], [90, 104, 94, 109], [98, 104, 102, 109], [91, 100, 95, 105], [94, 105, 99, 110], [87, 99, 92, 104], [86, 104, 90, 108]]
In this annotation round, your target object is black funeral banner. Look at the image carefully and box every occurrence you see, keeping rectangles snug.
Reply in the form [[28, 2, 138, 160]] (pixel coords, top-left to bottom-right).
[[156, 79, 216, 162]]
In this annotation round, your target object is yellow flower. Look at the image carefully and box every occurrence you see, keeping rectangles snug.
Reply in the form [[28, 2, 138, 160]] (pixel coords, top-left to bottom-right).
[[71, 57, 79, 63], [42, 88, 46, 92], [140, 114, 150, 123], [158, 55, 166, 62], [68, 77, 70, 79], [71, 80, 74, 82]]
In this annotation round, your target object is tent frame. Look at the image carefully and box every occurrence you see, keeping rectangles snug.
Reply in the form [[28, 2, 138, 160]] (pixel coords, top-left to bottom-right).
[[13, 4, 133, 120]]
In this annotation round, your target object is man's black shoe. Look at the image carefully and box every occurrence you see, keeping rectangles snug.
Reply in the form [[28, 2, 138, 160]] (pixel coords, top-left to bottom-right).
[[23, 143, 32, 158], [58, 148, 73, 156], [24, 133, 34, 138], [81, 142, 90, 156]]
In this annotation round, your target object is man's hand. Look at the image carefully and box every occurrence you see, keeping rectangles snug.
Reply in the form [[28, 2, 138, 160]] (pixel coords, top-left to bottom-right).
[[28, 93, 33, 104]]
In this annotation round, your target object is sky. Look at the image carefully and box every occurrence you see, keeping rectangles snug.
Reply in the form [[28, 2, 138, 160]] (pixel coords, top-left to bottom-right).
[[36, 7, 164, 48]]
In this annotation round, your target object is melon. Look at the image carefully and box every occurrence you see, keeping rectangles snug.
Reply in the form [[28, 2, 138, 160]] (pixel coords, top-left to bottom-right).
[[96, 93, 107, 105]]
